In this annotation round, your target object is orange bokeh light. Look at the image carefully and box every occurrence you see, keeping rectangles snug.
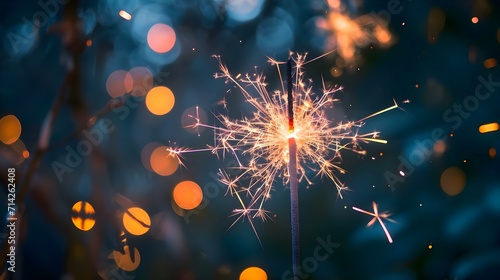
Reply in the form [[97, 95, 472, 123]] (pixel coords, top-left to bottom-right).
[[106, 70, 133, 98], [146, 86, 175, 115], [471, 17, 479, 24], [440, 167, 466, 196], [489, 147, 496, 159], [123, 207, 151, 236], [173, 181, 203, 210], [0, 115, 21, 145], [141, 142, 161, 171], [479, 123, 499, 133], [483, 58, 497, 69], [240, 267, 267, 280], [150, 146, 179, 176], [71, 201, 96, 231], [113, 245, 140, 271], [147, 23, 176, 53]]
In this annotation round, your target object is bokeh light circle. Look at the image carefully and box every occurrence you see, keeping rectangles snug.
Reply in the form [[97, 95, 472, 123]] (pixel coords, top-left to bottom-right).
[[150, 145, 179, 176], [240, 266, 267, 280], [147, 23, 176, 53], [127, 67, 154, 96], [71, 201, 96, 231], [106, 70, 133, 98], [0, 115, 21, 145], [146, 86, 175, 115], [173, 181, 203, 210], [123, 207, 151, 236], [440, 167, 466, 196], [113, 245, 141, 272]]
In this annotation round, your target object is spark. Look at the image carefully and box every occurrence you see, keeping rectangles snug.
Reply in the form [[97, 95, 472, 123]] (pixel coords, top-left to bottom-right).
[[167, 52, 397, 240], [352, 201, 395, 243]]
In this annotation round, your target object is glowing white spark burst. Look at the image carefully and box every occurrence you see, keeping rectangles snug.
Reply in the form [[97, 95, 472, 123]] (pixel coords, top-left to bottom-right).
[[353, 201, 396, 243], [167, 52, 397, 241]]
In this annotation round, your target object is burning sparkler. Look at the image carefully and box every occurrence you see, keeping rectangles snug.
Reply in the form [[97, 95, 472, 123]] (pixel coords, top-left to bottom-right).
[[167, 52, 398, 277]]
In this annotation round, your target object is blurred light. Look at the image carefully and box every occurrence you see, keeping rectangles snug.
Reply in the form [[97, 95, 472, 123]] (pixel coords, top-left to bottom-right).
[[150, 146, 179, 176], [225, 0, 264, 23], [434, 140, 446, 155], [489, 147, 496, 159], [374, 25, 391, 44], [146, 86, 175, 115], [141, 142, 162, 171], [86, 39, 92, 47], [127, 67, 153, 96], [415, 84, 419, 88], [106, 70, 133, 98], [440, 167, 466, 196], [428, 243, 433, 249], [479, 122, 499, 133], [173, 181, 203, 210], [71, 201, 96, 231], [181, 106, 208, 134], [399, 170, 405, 176], [0, 139, 27, 165], [240, 267, 267, 280], [427, 8, 446, 44], [471, 17, 479, 24], [330, 66, 342, 77], [0, 115, 21, 145], [131, 4, 172, 44], [119, 10, 132, 20], [123, 207, 151, 236], [483, 58, 497, 69], [147, 24, 176, 53], [113, 245, 140, 271]]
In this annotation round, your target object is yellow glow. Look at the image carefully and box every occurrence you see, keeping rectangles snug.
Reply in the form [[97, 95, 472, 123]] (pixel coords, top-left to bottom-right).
[[147, 24, 176, 53], [146, 86, 175, 115], [119, 10, 132, 20], [440, 167, 466, 196], [479, 122, 499, 133], [240, 267, 267, 280], [0, 115, 21, 145], [428, 244, 433, 249], [113, 245, 140, 271], [71, 201, 96, 231], [173, 181, 203, 210], [150, 145, 179, 176], [123, 207, 151, 236]]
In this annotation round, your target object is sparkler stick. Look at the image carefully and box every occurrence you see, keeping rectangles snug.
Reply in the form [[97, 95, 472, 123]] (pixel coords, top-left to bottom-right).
[[287, 58, 301, 278]]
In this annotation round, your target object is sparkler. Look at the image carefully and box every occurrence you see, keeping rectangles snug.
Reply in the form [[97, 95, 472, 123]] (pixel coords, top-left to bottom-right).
[[167, 52, 398, 275]]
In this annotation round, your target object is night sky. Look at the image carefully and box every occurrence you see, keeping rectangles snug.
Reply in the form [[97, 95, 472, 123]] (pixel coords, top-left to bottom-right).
[[1, 0, 500, 279]]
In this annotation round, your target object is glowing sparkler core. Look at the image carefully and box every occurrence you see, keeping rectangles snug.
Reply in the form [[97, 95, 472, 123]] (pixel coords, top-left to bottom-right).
[[167, 53, 398, 242]]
